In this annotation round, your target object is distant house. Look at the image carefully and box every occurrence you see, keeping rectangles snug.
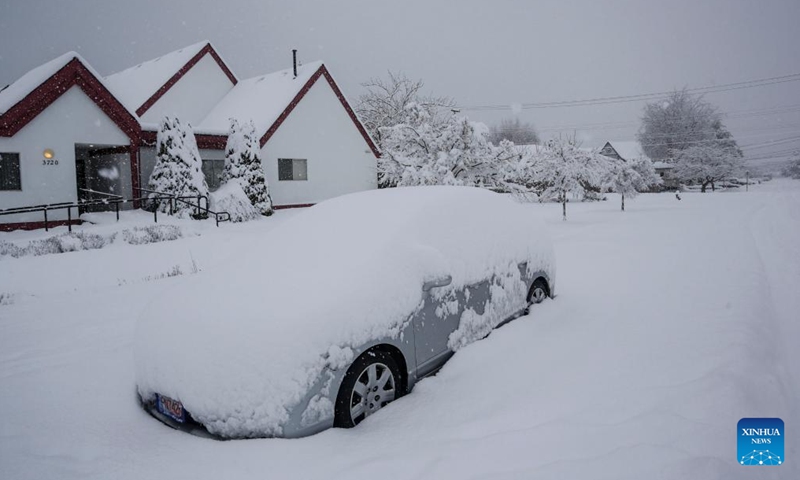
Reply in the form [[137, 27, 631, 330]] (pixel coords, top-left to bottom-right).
[[0, 41, 378, 230], [600, 141, 677, 190]]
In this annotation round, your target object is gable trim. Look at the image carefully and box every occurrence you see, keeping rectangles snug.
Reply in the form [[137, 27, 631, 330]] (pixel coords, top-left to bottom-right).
[[259, 65, 380, 158], [0, 58, 141, 141], [135, 43, 238, 117]]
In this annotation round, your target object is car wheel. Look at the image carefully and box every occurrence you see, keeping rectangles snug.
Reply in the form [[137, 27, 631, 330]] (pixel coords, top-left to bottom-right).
[[525, 278, 549, 313], [334, 351, 400, 428]]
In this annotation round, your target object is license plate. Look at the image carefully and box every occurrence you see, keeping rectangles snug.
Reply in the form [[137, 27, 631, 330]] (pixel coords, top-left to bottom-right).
[[156, 394, 186, 423]]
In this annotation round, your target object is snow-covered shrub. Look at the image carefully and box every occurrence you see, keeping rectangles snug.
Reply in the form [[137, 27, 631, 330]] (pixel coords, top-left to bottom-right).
[[147, 116, 210, 217], [210, 181, 260, 222], [222, 119, 273, 216], [0, 232, 116, 258], [0, 241, 20, 258], [781, 154, 800, 179], [122, 225, 183, 245], [0, 292, 13, 306]]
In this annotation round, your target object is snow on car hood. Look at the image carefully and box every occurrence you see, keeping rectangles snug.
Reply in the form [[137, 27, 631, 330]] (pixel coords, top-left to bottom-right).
[[135, 186, 554, 437]]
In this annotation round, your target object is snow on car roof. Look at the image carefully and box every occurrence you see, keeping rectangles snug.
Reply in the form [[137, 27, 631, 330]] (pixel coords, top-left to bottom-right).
[[135, 186, 554, 437], [196, 60, 324, 137], [104, 41, 209, 112]]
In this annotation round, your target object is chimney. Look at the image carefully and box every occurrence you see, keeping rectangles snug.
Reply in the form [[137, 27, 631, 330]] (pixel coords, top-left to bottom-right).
[[292, 49, 297, 78]]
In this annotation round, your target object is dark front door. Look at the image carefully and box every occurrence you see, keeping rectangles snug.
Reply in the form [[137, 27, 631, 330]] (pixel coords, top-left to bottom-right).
[[75, 145, 125, 213]]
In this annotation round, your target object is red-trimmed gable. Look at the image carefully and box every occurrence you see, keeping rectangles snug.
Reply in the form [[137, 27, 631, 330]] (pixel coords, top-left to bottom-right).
[[0, 57, 141, 141], [134, 44, 238, 118], [259, 64, 380, 157]]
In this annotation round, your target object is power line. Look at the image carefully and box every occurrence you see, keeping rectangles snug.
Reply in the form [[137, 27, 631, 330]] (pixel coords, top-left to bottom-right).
[[494, 104, 800, 134], [740, 135, 800, 150], [457, 72, 800, 111]]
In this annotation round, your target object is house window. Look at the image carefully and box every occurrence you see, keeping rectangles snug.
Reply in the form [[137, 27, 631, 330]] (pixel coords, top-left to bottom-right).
[[0, 152, 21, 191], [202, 159, 225, 191], [278, 158, 308, 181]]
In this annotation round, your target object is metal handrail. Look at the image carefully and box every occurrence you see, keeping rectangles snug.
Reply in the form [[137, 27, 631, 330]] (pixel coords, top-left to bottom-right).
[[135, 187, 230, 227], [79, 188, 124, 201], [1, 188, 231, 231]]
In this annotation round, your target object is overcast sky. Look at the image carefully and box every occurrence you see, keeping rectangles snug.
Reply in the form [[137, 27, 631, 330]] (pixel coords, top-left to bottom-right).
[[1, 0, 799, 168]]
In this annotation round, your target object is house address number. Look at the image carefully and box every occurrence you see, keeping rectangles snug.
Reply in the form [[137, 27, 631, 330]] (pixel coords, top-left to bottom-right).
[[43, 159, 59, 166]]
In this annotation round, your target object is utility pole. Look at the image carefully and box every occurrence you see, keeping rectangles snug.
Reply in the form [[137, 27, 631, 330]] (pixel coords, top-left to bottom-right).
[[746, 171, 749, 192]]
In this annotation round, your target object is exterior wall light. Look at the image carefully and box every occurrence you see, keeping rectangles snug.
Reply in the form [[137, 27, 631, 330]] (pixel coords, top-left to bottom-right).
[[43, 149, 54, 159]]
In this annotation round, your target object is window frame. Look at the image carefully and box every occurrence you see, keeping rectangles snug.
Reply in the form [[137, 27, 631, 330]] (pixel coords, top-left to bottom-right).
[[201, 158, 225, 191], [0, 152, 22, 191], [278, 158, 308, 181]]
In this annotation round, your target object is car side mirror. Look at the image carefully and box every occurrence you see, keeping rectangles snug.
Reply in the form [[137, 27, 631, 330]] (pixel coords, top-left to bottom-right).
[[422, 275, 452, 292]]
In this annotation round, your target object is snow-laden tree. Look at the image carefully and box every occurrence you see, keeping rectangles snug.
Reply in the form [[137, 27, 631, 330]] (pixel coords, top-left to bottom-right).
[[535, 137, 611, 220], [147, 116, 209, 217], [356, 72, 454, 187], [379, 103, 512, 189], [638, 89, 741, 162], [357, 71, 454, 148], [222, 118, 273, 216], [603, 156, 662, 211], [782, 151, 800, 179], [489, 117, 540, 146], [672, 143, 743, 192]]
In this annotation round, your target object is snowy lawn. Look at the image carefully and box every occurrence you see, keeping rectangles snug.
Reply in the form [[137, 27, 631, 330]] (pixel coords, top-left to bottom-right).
[[1, 180, 798, 479]]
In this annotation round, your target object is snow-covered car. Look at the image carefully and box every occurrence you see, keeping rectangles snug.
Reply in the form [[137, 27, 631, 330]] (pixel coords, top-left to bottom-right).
[[135, 186, 555, 438]]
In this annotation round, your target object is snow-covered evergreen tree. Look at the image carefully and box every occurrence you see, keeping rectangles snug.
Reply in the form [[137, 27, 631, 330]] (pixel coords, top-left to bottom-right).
[[222, 119, 273, 216], [147, 116, 209, 217], [535, 137, 611, 220], [603, 156, 662, 211]]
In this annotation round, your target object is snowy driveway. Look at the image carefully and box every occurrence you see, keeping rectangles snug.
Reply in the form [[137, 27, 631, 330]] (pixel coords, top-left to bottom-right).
[[1, 181, 798, 479]]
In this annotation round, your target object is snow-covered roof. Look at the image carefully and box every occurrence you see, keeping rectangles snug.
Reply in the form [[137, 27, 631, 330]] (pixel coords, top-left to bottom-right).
[[0, 52, 84, 115], [197, 61, 324, 137], [605, 141, 648, 161], [0, 51, 139, 130], [104, 41, 210, 112], [652, 161, 673, 169]]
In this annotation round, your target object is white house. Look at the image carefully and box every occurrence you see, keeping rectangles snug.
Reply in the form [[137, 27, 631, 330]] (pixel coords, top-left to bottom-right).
[[0, 41, 379, 230], [600, 140, 676, 189]]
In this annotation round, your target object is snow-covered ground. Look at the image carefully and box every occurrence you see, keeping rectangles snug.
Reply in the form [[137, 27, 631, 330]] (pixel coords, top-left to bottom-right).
[[1, 180, 798, 479]]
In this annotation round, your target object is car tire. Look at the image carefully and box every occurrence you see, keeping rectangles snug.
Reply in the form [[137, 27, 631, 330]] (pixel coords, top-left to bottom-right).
[[525, 278, 549, 313], [334, 350, 401, 428]]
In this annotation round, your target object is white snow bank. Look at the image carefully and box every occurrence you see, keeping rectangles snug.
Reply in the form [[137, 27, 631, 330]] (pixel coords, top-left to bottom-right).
[[135, 186, 554, 437], [210, 181, 259, 222]]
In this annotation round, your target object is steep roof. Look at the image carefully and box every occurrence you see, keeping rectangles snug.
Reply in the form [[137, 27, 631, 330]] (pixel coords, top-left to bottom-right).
[[0, 52, 140, 139], [198, 62, 379, 157], [604, 141, 648, 161], [198, 61, 323, 135], [104, 41, 237, 116]]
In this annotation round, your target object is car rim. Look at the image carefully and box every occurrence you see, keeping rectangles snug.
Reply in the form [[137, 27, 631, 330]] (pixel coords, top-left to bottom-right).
[[349, 362, 396, 424], [531, 286, 546, 304]]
